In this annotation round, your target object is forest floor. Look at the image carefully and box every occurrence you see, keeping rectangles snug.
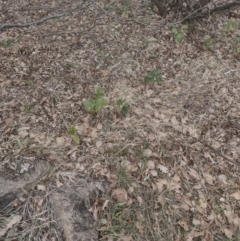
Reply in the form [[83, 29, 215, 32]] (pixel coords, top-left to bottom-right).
[[1, 0, 240, 240]]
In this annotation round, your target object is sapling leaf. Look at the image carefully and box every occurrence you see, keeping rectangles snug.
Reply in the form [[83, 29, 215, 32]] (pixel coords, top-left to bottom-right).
[[67, 126, 80, 144], [67, 126, 76, 135], [72, 134, 80, 144], [84, 99, 96, 111], [95, 87, 104, 99], [121, 103, 129, 115], [84, 87, 107, 112], [94, 97, 107, 111], [116, 99, 125, 106], [115, 98, 129, 116], [145, 69, 162, 84]]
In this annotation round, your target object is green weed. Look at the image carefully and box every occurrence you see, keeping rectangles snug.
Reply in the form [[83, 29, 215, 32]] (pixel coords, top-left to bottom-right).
[[237, 46, 240, 55], [144, 69, 162, 85], [118, 0, 131, 18], [172, 25, 187, 42], [224, 18, 237, 32], [0, 39, 13, 47], [23, 103, 34, 112], [65, 61, 74, 70], [115, 98, 130, 116], [203, 35, 215, 50], [84, 87, 108, 112], [67, 126, 80, 144]]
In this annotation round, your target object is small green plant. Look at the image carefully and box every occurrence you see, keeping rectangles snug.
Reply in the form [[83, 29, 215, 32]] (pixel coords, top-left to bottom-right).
[[119, 0, 131, 18], [203, 35, 215, 50], [67, 126, 80, 144], [65, 61, 74, 70], [26, 80, 33, 85], [224, 18, 237, 32], [97, 49, 103, 56], [225, 19, 233, 32], [84, 87, 108, 112], [0, 39, 13, 47], [172, 25, 187, 42], [237, 46, 240, 55], [23, 103, 33, 112], [144, 69, 162, 85], [6, 39, 13, 47], [115, 98, 130, 116]]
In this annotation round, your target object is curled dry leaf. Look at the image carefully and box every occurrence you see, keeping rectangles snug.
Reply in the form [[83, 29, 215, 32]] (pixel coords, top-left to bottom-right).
[[178, 220, 189, 231], [111, 188, 128, 202], [37, 184, 46, 191], [143, 148, 152, 157], [56, 136, 65, 146], [135, 222, 144, 234], [180, 202, 190, 211], [0, 215, 22, 237], [97, 123, 103, 129], [224, 210, 240, 227], [203, 172, 215, 185], [156, 179, 168, 191], [117, 235, 133, 241], [102, 200, 110, 210], [137, 196, 143, 206], [96, 140, 102, 148], [188, 168, 200, 180], [223, 228, 234, 239], [230, 191, 240, 200], [150, 170, 158, 177], [93, 205, 98, 221], [218, 174, 227, 184], [18, 127, 29, 138], [192, 218, 201, 226], [157, 195, 165, 205], [147, 160, 155, 170], [56, 179, 64, 188], [158, 164, 169, 173]]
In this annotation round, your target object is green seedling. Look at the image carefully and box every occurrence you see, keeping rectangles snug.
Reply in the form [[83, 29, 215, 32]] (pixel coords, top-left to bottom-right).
[[224, 18, 237, 32], [0, 39, 13, 47], [115, 98, 130, 116], [237, 46, 240, 55], [203, 35, 215, 50], [6, 39, 13, 47], [26, 80, 33, 85], [119, 0, 131, 18], [144, 69, 162, 85], [97, 49, 103, 56], [84, 87, 108, 112], [23, 103, 33, 112], [172, 25, 187, 42], [67, 126, 80, 144], [65, 61, 74, 70]]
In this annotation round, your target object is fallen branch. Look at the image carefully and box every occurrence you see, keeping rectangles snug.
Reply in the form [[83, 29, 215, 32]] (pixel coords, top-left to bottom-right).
[[185, 0, 240, 20], [0, 2, 87, 31]]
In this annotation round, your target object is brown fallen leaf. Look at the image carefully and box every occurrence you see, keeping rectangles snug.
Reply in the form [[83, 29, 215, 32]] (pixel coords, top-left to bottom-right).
[[0, 215, 22, 237], [188, 168, 200, 180], [37, 184, 46, 191], [135, 222, 144, 234], [230, 191, 240, 200], [111, 188, 128, 202], [117, 235, 133, 241], [178, 220, 189, 231], [223, 228, 234, 239]]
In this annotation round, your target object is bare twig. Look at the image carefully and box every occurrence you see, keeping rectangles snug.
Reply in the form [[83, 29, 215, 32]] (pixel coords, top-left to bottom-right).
[[0, 2, 87, 31], [228, 116, 240, 130], [197, 138, 238, 166], [42, 23, 98, 38]]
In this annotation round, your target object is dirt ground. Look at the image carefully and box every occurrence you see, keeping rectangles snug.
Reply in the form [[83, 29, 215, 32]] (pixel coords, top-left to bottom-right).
[[1, 0, 240, 240]]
